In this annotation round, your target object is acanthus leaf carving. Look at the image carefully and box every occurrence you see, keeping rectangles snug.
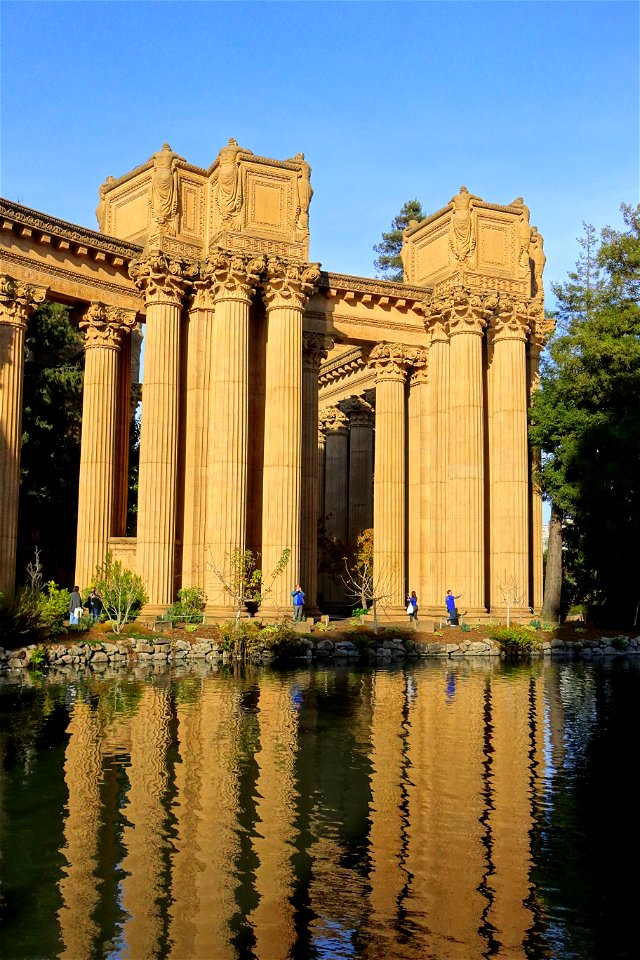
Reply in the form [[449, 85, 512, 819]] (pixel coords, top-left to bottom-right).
[[203, 248, 266, 303], [80, 302, 137, 350], [0, 274, 47, 329], [368, 342, 426, 380], [262, 258, 321, 310], [128, 250, 198, 305]]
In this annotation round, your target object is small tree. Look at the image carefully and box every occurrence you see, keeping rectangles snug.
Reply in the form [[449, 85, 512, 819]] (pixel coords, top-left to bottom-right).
[[342, 529, 397, 634], [93, 551, 148, 634], [208, 547, 291, 626], [497, 573, 527, 628]]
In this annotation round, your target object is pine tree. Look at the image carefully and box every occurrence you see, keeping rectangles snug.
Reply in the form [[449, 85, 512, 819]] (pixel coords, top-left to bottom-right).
[[373, 199, 426, 281]]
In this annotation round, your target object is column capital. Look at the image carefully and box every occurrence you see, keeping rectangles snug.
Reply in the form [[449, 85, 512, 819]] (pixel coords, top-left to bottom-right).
[[0, 274, 46, 329], [489, 294, 530, 343], [303, 333, 334, 370], [423, 285, 496, 338], [368, 342, 426, 382], [202, 248, 266, 305], [79, 302, 137, 350], [528, 302, 555, 352], [320, 404, 349, 436], [340, 395, 374, 428], [128, 249, 198, 306], [262, 259, 321, 311]]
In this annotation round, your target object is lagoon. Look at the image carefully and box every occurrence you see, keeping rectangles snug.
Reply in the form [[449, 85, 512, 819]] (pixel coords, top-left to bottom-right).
[[0, 657, 636, 960]]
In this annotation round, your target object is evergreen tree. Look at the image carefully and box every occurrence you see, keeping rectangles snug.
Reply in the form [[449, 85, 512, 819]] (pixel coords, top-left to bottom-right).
[[18, 302, 84, 587], [373, 199, 426, 281], [530, 205, 640, 625]]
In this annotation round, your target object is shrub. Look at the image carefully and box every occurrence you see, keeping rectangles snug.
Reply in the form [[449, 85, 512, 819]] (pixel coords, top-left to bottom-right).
[[93, 552, 148, 634], [166, 586, 206, 623], [37, 581, 70, 634], [489, 624, 543, 656]]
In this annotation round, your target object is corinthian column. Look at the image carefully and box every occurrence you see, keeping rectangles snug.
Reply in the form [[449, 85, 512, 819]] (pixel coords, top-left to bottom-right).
[[259, 260, 320, 615], [320, 405, 349, 607], [407, 362, 429, 603], [443, 287, 493, 615], [369, 343, 423, 616], [202, 251, 265, 616], [302, 334, 333, 614], [0, 275, 46, 599], [422, 302, 450, 613], [342, 395, 374, 543], [487, 296, 531, 617], [75, 303, 136, 590], [129, 251, 197, 614], [528, 307, 554, 613]]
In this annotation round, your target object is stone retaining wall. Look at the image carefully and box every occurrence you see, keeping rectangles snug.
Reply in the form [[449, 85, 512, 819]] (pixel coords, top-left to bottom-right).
[[1, 633, 640, 671]]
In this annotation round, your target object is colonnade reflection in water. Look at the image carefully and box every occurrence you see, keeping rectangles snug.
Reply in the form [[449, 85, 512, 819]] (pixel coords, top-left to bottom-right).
[[50, 662, 560, 959]]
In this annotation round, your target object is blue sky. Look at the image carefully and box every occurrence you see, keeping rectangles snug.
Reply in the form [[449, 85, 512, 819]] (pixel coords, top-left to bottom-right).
[[1, 0, 638, 302]]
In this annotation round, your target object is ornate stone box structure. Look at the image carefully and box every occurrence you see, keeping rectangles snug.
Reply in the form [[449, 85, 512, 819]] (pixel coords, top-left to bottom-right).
[[0, 140, 552, 619]]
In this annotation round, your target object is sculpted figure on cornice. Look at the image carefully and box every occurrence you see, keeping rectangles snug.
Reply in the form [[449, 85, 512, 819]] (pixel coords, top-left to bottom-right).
[[529, 227, 546, 298], [150, 144, 185, 235], [80, 302, 137, 350], [95, 175, 116, 232], [0, 274, 46, 328], [368, 341, 427, 379], [289, 153, 313, 233], [512, 198, 533, 278], [262, 259, 321, 311], [216, 138, 252, 228], [203, 249, 266, 304], [128, 250, 198, 305], [449, 186, 482, 263], [490, 294, 531, 342]]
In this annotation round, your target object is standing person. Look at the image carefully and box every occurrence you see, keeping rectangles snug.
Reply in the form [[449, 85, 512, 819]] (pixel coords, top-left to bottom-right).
[[406, 591, 418, 624], [87, 587, 103, 622], [291, 584, 305, 621], [69, 586, 83, 625], [445, 589, 462, 626]]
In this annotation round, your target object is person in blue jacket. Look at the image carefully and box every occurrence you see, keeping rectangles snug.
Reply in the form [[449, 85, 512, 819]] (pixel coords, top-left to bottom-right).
[[291, 584, 305, 621], [445, 589, 462, 625]]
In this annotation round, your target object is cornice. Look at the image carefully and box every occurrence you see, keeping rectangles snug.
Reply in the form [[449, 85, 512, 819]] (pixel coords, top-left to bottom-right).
[[318, 270, 430, 303], [0, 198, 143, 263]]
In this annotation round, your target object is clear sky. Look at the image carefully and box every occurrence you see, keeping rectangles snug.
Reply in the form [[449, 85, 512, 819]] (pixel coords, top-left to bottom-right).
[[1, 0, 638, 303]]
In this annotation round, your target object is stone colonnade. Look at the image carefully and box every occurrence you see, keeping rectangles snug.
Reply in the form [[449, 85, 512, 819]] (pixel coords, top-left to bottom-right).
[[128, 249, 321, 617], [317, 285, 545, 618]]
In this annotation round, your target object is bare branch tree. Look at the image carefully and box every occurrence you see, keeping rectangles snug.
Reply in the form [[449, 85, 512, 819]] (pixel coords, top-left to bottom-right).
[[497, 572, 527, 627], [342, 529, 398, 634]]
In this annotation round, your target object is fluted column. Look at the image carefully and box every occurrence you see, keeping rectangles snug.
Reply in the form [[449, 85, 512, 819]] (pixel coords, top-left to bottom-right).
[[129, 251, 197, 613], [443, 288, 492, 615], [302, 334, 333, 614], [342, 395, 374, 543], [488, 295, 531, 617], [0, 275, 46, 599], [528, 307, 554, 613], [320, 405, 349, 606], [181, 281, 214, 591], [369, 343, 423, 615], [259, 260, 320, 615], [407, 363, 429, 602], [201, 251, 265, 615], [75, 303, 136, 590]]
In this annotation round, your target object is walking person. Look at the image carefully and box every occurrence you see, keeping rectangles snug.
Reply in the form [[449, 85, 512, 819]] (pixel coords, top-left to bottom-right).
[[69, 585, 83, 625], [291, 584, 305, 621], [445, 589, 462, 626], [86, 587, 103, 622], [406, 591, 418, 624]]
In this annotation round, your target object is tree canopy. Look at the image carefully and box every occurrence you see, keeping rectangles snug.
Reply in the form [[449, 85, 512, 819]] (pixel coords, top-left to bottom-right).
[[529, 204, 640, 625], [373, 199, 426, 281]]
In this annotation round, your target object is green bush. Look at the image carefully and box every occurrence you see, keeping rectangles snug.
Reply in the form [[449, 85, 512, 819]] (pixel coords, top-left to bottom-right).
[[94, 552, 148, 634], [37, 581, 70, 634], [166, 586, 206, 623], [488, 624, 543, 655]]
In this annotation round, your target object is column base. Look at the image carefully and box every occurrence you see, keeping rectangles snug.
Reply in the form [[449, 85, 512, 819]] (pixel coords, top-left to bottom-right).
[[489, 605, 534, 623], [138, 603, 171, 622]]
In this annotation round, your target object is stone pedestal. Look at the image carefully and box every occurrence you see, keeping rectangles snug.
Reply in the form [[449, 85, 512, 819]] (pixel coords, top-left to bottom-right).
[[129, 251, 196, 614], [259, 260, 319, 616], [0, 276, 46, 599], [75, 303, 136, 590]]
